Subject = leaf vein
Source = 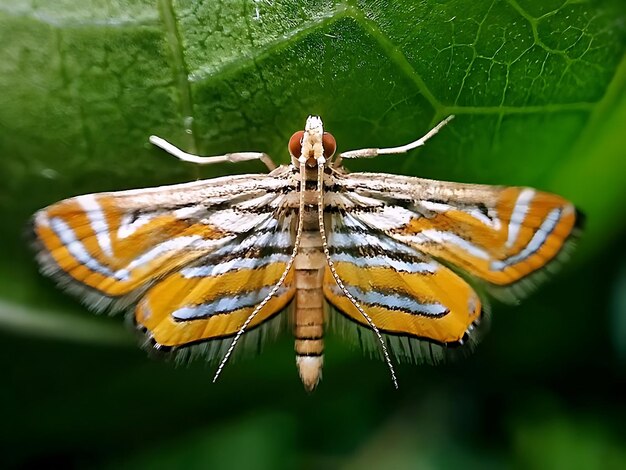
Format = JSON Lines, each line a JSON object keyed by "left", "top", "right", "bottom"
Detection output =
{"left": 158, "top": 0, "right": 198, "bottom": 153}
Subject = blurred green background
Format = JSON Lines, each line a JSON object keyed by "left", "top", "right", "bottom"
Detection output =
{"left": 1, "top": 0, "right": 626, "bottom": 468}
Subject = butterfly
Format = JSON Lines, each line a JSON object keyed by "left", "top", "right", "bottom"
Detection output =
{"left": 30, "top": 115, "right": 582, "bottom": 390}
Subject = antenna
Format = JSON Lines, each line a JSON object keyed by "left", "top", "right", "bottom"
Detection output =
{"left": 212, "top": 157, "right": 307, "bottom": 383}
{"left": 315, "top": 158, "right": 399, "bottom": 389}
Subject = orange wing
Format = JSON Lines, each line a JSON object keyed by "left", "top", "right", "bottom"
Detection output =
{"left": 31, "top": 173, "right": 294, "bottom": 311}
{"left": 333, "top": 173, "right": 582, "bottom": 300}
{"left": 323, "top": 209, "right": 483, "bottom": 363}
{"left": 135, "top": 220, "right": 296, "bottom": 349}
{"left": 31, "top": 172, "right": 300, "bottom": 354}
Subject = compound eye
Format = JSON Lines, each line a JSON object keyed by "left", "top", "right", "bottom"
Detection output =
{"left": 288, "top": 131, "right": 305, "bottom": 158}
{"left": 322, "top": 132, "right": 337, "bottom": 158}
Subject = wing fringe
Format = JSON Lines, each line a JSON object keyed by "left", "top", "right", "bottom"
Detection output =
{"left": 328, "top": 300, "right": 491, "bottom": 365}
{"left": 134, "top": 306, "right": 290, "bottom": 367}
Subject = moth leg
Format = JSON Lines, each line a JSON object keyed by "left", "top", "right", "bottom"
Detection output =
{"left": 149, "top": 136, "right": 277, "bottom": 171}
{"left": 336, "top": 115, "right": 454, "bottom": 162}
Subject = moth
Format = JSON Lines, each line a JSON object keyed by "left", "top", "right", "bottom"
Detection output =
{"left": 30, "top": 115, "right": 582, "bottom": 390}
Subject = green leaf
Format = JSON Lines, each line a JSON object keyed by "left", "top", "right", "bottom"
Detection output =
{"left": 0, "top": 0, "right": 624, "bottom": 339}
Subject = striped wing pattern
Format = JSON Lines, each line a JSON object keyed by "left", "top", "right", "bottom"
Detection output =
{"left": 31, "top": 172, "right": 296, "bottom": 348}
{"left": 30, "top": 164, "right": 581, "bottom": 370}
{"left": 323, "top": 210, "right": 482, "bottom": 346}
{"left": 332, "top": 173, "right": 581, "bottom": 296}
{"left": 136, "top": 214, "right": 296, "bottom": 347}
{"left": 321, "top": 172, "right": 580, "bottom": 358}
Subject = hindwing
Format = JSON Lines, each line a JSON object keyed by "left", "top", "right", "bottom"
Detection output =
{"left": 136, "top": 214, "right": 296, "bottom": 349}
{"left": 323, "top": 209, "right": 484, "bottom": 363}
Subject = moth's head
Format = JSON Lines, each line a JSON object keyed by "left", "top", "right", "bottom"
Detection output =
{"left": 289, "top": 115, "right": 336, "bottom": 167}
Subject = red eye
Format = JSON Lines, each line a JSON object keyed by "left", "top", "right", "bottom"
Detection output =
{"left": 288, "top": 131, "right": 304, "bottom": 158}
{"left": 323, "top": 132, "right": 337, "bottom": 158}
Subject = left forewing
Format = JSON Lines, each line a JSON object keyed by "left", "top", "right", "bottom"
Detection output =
{"left": 30, "top": 170, "right": 295, "bottom": 312}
